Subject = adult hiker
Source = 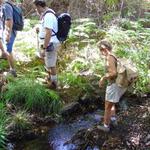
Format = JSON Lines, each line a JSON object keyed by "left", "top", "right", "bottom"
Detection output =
{"left": 33, "top": 0, "right": 61, "bottom": 89}
{"left": 0, "top": 0, "right": 7, "bottom": 59}
{"left": 2, "top": 0, "right": 20, "bottom": 77}
{"left": 97, "top": 39, "right": 127, "bottom": 132}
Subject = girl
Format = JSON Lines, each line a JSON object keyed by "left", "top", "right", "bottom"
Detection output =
{"left": 97, "top": 40, "right": 127, "bottom": 132}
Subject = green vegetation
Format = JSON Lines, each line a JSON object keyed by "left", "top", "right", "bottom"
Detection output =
{"left": 0, "top": 103, "right": 8, "bottom": 149}
{"left": 0, "top": 0, "right": 149, "bottom": 147}
{"left": 62, "top": 18, "right": 150, "bottom": 95}
{"left": 9, "top": 110, "right": 31, "bottom": 133}
{"left": 3, "top": 78, "right": 62, "bottom": 114}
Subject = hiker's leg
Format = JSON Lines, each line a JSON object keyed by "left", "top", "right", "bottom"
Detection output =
{"left": 45, "top": 44, "right": 59, "bottom": 86}
{"left": 104, "top": 101, "right": 114, "bottom": 126}
{"left": 7, "top": 52, "right": 14, "bottom": 69}
{"left": 6, "top": 32, "right": 16, "bottom": 69}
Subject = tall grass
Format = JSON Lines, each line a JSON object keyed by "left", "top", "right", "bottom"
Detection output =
{"left": 3, "top": 78, "right": 62, "bottom": 114}
{"left": 9, "top": 110, "right": 31, "bottom": 133}
{"left": 0, "top": 102, "right": 7, "bottom": 149}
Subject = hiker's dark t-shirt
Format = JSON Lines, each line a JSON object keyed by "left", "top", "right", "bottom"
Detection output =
{"left": 3, "top": 2, "right": 17, "bottom": 34}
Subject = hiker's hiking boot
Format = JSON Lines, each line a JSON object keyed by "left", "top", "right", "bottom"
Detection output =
{"left": 97, "top": 125, "right": 110, "bottom": 132}
{"left": 9, "top": 70, "right": 17, "bottom": 77}
{"left": 43, "top": 78, "right": 57, "bottom": 90}
{"left": 49, "top": 81, "right": 57, "bottom": 90}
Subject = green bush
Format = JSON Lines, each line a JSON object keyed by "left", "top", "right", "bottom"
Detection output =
{"left": 103, "top": 25, "right": 150, "bottom": 94}
{"left": 59, "top": 72, "right": 92, "bottom": 92}
{"left": 130, "top": 48, "right": 150, "bottom": 94}
{"left": 120, "top": 19, "right": 143, "bottom": 30}
{"left": 68, "top": 18, "right": 106, "bottom": 46}
{"left": 3, "top": 78, "right": 62, "bottom": 114}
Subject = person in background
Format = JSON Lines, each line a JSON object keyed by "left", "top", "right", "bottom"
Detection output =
{"left": 33, "top": 0, "right": 61, "bottom": 89}
{"left": 0, "top": 0, "right": 7, "bottom": 59}
{"left": 3, "top": 0, "right": 17, "bottom": 77}
{"left": 97, "top": 40, "right": 127, "bottom": 132}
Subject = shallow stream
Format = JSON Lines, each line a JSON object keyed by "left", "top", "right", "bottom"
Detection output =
{"left": 10, "top": 110, "right": 103, "bottom": 150}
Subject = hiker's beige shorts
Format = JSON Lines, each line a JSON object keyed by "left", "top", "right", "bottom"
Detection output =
{"left": 105, "top": 83, "right": 127, "bottom": 103}
{"left": 45, "top": 43, "right": 61, "bottom": 68}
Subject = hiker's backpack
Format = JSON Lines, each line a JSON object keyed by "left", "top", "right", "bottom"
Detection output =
{"left": 115, "top": 57, "right": 138, "bottom": 87}
{"left": 43, "top": 10, "right": 71, "bottom": 42}
{"left": 5, "top": 2, "right": 24, "bottom": 31}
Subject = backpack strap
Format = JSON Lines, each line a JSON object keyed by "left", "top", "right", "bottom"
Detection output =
{"left": 41, "top": 9, "right": 57, "bottom": 36}
{"left": 109, "top": 53, "right": 117, "bottom": 61}
{"left": 109, "top": 53, "right": 118, "bottom": 67}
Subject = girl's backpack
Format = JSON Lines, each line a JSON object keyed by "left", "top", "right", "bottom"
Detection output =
{"left": 115, "top": 57, "right": 138, "bottom": 87}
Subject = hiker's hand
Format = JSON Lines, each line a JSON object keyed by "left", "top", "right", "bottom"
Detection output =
{"left": 36, "top": 27, "right": 39, "bottom": 34}
{"left": 6, "top": 34, "right": 10, "bottom": 43}
{"left": 99, "top": 76, "right": 106, "bottom": 88}
{"left": 40, "top": 50, "right": 45, "bottom": 58}
{"left": 1, "top": 51, "right": 8, "bottom": 58}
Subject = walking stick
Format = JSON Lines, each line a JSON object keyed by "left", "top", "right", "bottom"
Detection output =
{"left": 35, "top": 32, "right": 41, "bottom": 58}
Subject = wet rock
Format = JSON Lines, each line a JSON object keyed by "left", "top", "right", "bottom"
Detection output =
{"left": 60, "top": 102, "right": 82, "bottom": 119}
{"left": 119, "top": 99, "right": 128, "bottom": 111}
{"left": 23, "top": 130, "right": 38, "bottom": 141}
{"left": 30, "top": 115, "right": 56, "bottom": 126}
{"left": 79, "top": 93, "right": 102, "bottom": 106}
{"left": 43, "top": 116, "right": 57, "bottom": 126}
{"left": 7, "top": 129, "right": 38, "bottom": 142}
{"left": 78, "top": 93, "right": 103, "bottom": 112}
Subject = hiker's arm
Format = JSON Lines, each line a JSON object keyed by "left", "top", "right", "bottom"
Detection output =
{"left": 0, "top": 39, "right": 8, "bottom": 57}
{"left": 4, "top": 3, "right": 13, "bottom": 42}
{"left": 5, "top": 19, "right": 13, "bottom": 42}
{"left": 0, "top": 39, "right": 4, "bottom": 52}
{"left": 43, "top": 27, "right": 52, "bottom": 49}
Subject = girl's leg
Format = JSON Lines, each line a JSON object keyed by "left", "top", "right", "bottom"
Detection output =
{"left": 104, "top": 101, "right": 114, "bottom": 126}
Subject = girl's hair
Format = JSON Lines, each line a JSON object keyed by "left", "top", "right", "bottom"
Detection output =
{"left": 33, "top": 0, "right": 46, "bottom": 7}
{"left": 97, "top": 39, "right": 112, "bottom": 51}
